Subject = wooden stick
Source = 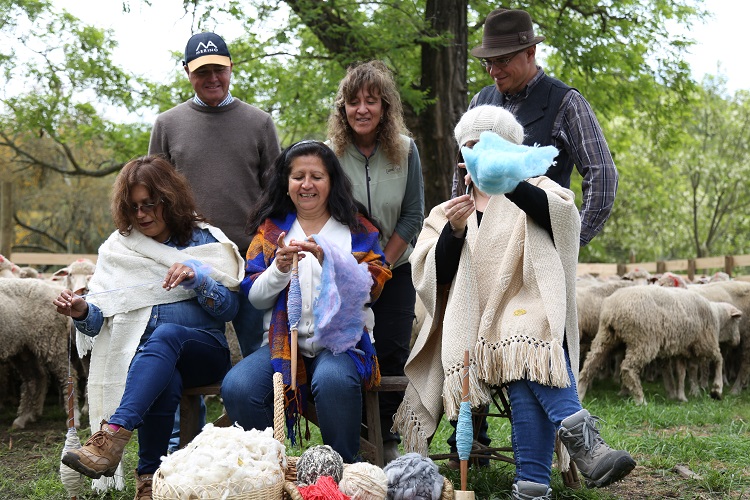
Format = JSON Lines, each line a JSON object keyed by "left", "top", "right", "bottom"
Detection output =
{"left": 460, "top": 350, "right": 471, "bottom": 493}
{"left": 67, "top": 375, "right": 75, "bottom": 429}
{"left": 290, "top": 252, "right": 299, "bottom": 391}
{"left": 453, "top": 351, "right": 477, "bottom": 498}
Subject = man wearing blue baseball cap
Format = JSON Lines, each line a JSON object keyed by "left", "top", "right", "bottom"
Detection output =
{"left": 150, "top": 32, "right": 280, "bottom": 357}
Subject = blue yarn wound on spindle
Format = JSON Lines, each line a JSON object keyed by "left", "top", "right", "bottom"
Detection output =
{"left": 287, "top": 265, "right": 302, "bottom": 329}
{"left": 456, "top": 401, "right": 473, "bottom": 461}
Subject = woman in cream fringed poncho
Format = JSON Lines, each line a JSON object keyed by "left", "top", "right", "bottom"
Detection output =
{"left": 393, "top": 106, "right": 634, "bottom": 498}
{"left": 53, "top": 156, "right": 244, "bottom": 497}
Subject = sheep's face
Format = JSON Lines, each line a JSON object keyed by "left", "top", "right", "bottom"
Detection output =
{"left": 50, "top": 259, "right": 96, "bottom": 295}
{"left": 717, "top": 303, "right": 742, "bottom": 346}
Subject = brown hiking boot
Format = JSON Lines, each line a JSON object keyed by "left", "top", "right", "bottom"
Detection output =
{"left": 61, "top": 420, "right": 132, "bottom": 479}
{"left": 135, "top": 469, "right": 154, "bottom": 500}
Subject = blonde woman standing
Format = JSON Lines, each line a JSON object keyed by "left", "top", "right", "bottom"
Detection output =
{"left": 327, "top": 60, "right": 424, "bottom": 462}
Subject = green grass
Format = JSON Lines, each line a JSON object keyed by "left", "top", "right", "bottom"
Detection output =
{"left": 1, "top": 381, "right": 749, "bottom": 499}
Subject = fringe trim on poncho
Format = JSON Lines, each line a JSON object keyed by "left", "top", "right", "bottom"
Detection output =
{"left": 475, "top": 334, "right": 570, "bottom": 388}
{"left": 442, "top": 359, "right": 492, "bottom": 421}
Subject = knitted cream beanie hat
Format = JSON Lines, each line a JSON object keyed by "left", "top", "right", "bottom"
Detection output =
{"left": 454, "top": 105, "right": 524, "bottom": 147}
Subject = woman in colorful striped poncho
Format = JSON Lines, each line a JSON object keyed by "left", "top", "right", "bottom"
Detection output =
{"left": 221, "top": 141, "right": 392, "bottom": 463}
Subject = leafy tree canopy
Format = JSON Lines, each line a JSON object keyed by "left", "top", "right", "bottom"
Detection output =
{"left": 5, "top": 0, "right": 750, "bottom": 269}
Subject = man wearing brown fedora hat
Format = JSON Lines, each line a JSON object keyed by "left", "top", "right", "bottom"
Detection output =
{"left": 452, "top": 8, "right": 618, "bottom": 249}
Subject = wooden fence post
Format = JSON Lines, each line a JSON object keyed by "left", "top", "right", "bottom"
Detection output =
{"left": 0, "top": 182, "right": 12, "bottom": 258}
{"left": 656, "top": 261, "right": 666, "bottom": 274}
{"left": 616, "top": 263, "right": 627, "bottom": 276}
{"left": 687, "top": 259, "right": 696, "bottom": 282}
{"left": 725, "top": 255, "right": 734, "bottom": 277}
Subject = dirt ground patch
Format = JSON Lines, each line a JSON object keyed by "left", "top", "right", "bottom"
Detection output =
{"left": 0, "top": 412, "right": 67, "bottom": 483}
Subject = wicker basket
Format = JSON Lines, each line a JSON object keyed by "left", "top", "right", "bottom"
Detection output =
{"left": 152, "top": 374, "right": 288, "bottom": 500}
{"left": 152, "top": 468, "right": 285, "bottom": 500}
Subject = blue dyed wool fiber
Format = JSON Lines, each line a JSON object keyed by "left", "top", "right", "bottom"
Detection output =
{"left": 456, "top": 401, "right": 473, "bottom": 461}
{"left": 309, "top": 233, "right": 372, "bottom": 354}
{"left": 462, "top": 131, "right": 558, "bottom": 195}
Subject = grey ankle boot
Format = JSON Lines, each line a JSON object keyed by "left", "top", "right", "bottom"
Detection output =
{"left": 558, "top": 409, "right": 636, "bottom": 487}
{"left": 512, "top": 481, "right": 551, "bottom": 500}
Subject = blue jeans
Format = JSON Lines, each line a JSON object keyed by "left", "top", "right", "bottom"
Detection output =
{"left": 221, "top": 344, "right": 363, "bottom": 463}
{"left": 232, "top": 292, "right": 265, "bottom": 357}
{"left": 108, "top": 324, "right": 231, "bottom": 474}
{"left": 506, "top": 351, "right": 582, "bottom": 486}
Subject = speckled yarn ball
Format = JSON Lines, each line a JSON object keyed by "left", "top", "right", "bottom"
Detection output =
{"left": 296, "top": 445, "right": 345, "bottom": 486}
{"left": 383, "top": 453, "right": 443, "bottom": 500}
{"left": 339, "top": 462, "right": 388, "bottom": 500}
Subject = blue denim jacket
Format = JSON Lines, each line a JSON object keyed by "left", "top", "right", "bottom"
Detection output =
{"left": 74, "top": 227, "right": 239, "bottom": 348}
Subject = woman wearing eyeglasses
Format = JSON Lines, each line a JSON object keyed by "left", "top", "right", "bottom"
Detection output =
{"left": 52, "top": 155, "right": 244, "bottom": 497}
{"left": 326, "top": 60, "right": 424, "bottom": 463}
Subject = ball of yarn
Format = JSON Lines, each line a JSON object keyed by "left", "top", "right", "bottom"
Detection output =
{"left": 383, "top": 453, "right": 443, "bottom": 500}
{"left": 296, "top": 445, "right": 344, "bottom": 486}
{"left": 339, "top": 462, "right": 388, "bottom": 500}
{"left": 299, "top": 475, "right": 351, "bottom": 500}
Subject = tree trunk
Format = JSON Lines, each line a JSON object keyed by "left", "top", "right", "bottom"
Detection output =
{"left": 416, "top": 0, "right": 468, "bottom": 212}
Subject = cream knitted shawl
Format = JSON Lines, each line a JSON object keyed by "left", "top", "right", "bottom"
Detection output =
{"left": 394, "top": 177, "right": 580, "bottom": 455}
{"left": 76, "top": 223, "right": 244, "bottom": 493}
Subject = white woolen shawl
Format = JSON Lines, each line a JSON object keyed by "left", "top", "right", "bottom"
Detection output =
{"left": 394, "top": 177, "right": 580, "bottom": 456}
{"left": 76, "top": 223, "right": 244, "bottom": 493}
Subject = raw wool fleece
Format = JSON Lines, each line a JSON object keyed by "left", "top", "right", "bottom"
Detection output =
{"left": 394, "top": 176, "right": 580, "bottom": 456}
{"left": 77, "top": 223, "right": 244, "bottom": 493}
{"left": 310, "top": 233, "right": 373, "bottom": 354}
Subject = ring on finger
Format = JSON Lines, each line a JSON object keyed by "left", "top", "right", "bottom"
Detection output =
{"left": 181, "top": 271, "right": 189, "bottom": 277}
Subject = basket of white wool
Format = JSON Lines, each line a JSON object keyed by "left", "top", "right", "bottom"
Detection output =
{"left": 152, "top": 423, "right": 286, "bottom": 500}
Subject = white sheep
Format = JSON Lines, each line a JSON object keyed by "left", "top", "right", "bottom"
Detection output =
{"left": 654, "top": 272, "right": 689, "bottom": 288}
{"left": 0, "top": 258, "right": 95, "bottom": 429}
{"left": 0, "top": 278, "right": 78, "bottom": 428}
{"left": 689, "top": 281, "right": 750, "bottom": 395}
{"left": 18, "top": 266, "right": 40, "bottom": 279}
{"left": 48, "top": 258, "right": 96, "bottom": 294}
{"left": 576, "top": 280, "right": 635, "bottom": 364}
{"left": 577, "top": 286, "right": 742, "bottom": 405}
{"left": 620, "top": 268, "right": 652, "bottom": 285}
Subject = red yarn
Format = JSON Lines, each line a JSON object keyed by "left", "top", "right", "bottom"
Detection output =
{"left": 298, "top": 475, "right": 351, "bottom": 500}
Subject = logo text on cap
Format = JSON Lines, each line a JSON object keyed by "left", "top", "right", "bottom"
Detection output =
{"left": 195, "top": 41, "right": 218, "bottom": 55}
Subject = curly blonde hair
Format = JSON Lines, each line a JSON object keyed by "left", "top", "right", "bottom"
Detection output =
{"left": 327, "top": 60, "right": 409, "bottom": 165}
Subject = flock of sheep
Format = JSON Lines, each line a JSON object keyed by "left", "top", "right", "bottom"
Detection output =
{"left": 1, "top": 254, "right": 748, "bottom": 434}
{"left": 575, "top": 270, "right": 749, "bottom": 404}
